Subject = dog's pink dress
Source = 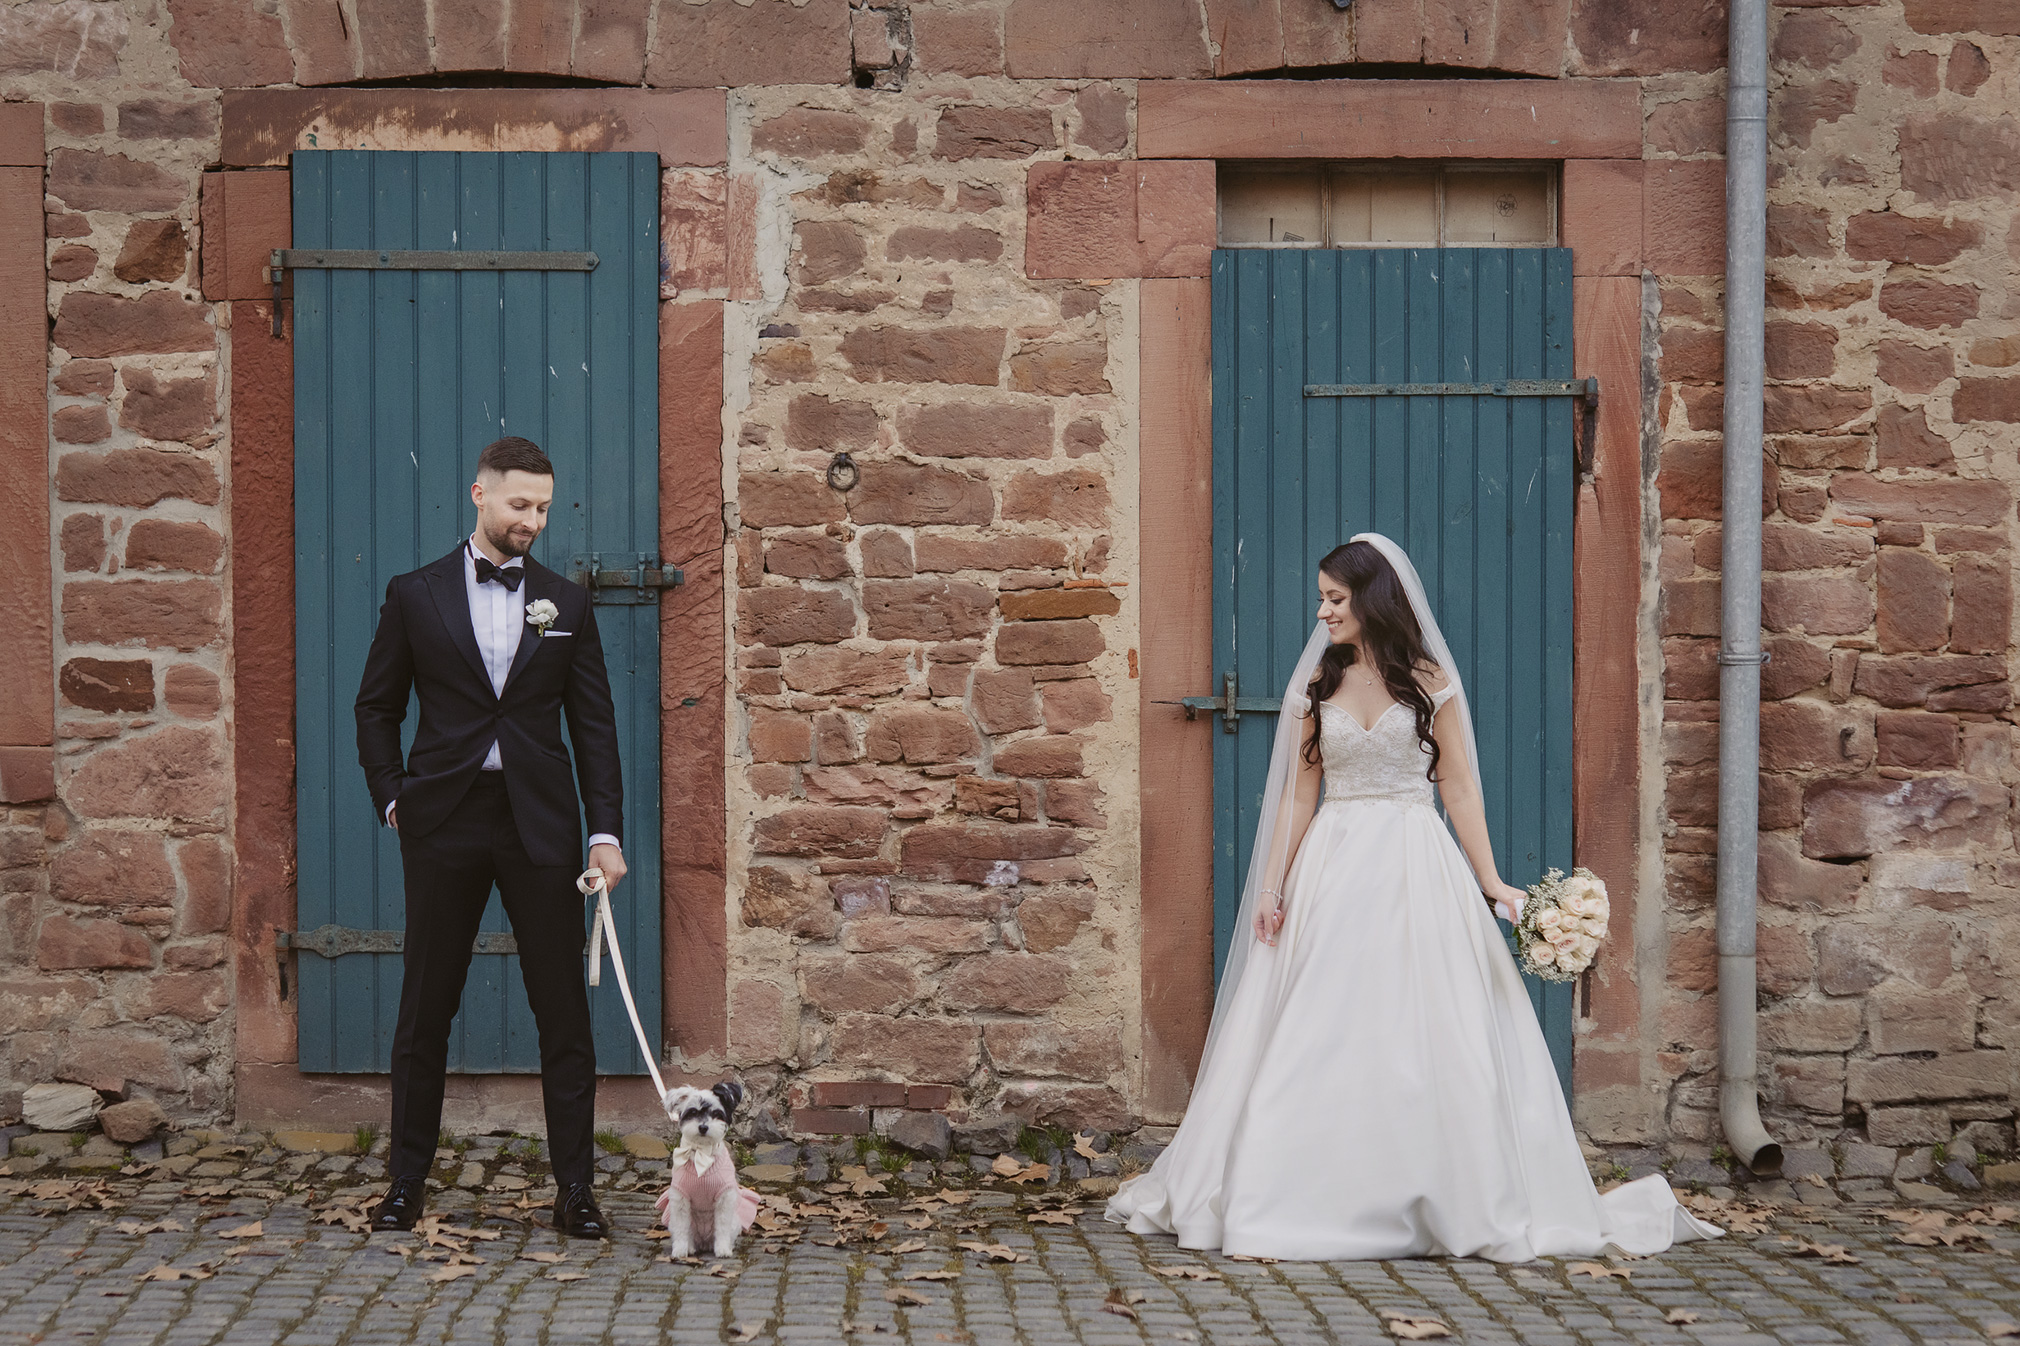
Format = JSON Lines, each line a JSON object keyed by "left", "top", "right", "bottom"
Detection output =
{"left": 656, "top": 1150, "right": 761, "bottom": 1244}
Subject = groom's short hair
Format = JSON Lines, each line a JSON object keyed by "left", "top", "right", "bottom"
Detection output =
{"left": 477, "top": 436, "right": 553, "bottom": 480}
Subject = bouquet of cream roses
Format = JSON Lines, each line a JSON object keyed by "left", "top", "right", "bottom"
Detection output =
{"left": 1513, "top": 867, "right": 1609, "bottom": 982}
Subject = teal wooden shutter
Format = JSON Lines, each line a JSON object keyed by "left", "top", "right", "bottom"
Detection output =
{"left": 291, "top": 150, "right": 662, "bottom": 1075}
{"left": 1210, "top": 247, "right": 1577, "bottom": 1096}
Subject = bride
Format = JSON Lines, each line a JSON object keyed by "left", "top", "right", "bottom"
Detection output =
{"left": 1107, "top": 534, "right": 1723, "bottom": 1262}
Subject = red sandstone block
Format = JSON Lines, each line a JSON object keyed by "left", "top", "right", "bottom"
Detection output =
{"left": 792, "top": 1106, "right": 871, "bottom": 1135}
{"left": 1880, "top": 277, "right": 1980, "bottom": 329}
{"left": 912, "top": 3, "right": 1003, "bottom": 76}
{"left": 37, "top": 914, "right": 153, "bottom": 970}
{"left": 0, "top": 746, "right": 56, "bottom": 804}
{"left": 55, "top": 292, "right": 214, "bottom": 358}
{"left": 166, "top": 0, "right": 293, "bottom": 88}
{"left": 829, "top": 1015, "right": 981, "bottom": 1083}
{"left": 432, "top": 0, "right": 507, "bottom": 75}
{"left": 1905, "top": 1, "right": 2020, "bottom": 36}
{"left": 1644, "top": 160, "right": 1726, "bottom": 277}
{"left": 906, "top": 1085, "right": 953, "bottom": 1110}
{"left": 1830, "top": 472, "right": 2009, "bottom": 526}
{"left": 1004, "top": 0, "right": 1210, "bottom": 77}
{"left": 1137, "top": 79, "right": 1640, "bottom": 160}
{"left": 0, "top": 104, "right": 39, "bottom": 168}
{"left": 221, "top": 170, "right": 289, "bottom": 302}
{"left": 810, "top": 1081, "right": 908, "bottom": 1108}
{"left": 279, "top": 0, "right": 358, "bottom": 84}
{"left": 1562, "top": 160, "right": 1643, "bottom": 277}
{"left": 1025, "top": 161, "right": 1213, "bottom": 280}
{"left": 576, "top": 2, "right": 650, "bottom": 83}
{"left": 647, "top": 0, "right": 851, "bottom": 87}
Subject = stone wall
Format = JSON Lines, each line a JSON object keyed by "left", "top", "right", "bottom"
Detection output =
{"left": 1651, "top": 0, "right": 2020, "bottom": 1154}
{"left": 1, "top": 0, "right": 231, "bottom": 1118}
{"left": 712, "top": 81, "right": 1144, "bottom": 1140}
{"left": 2, "top": 0, "right": 2019, "bottom": 1158}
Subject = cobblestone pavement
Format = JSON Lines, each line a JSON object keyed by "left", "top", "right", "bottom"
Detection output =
{"left": 7, "top": 1134, "right": 2020, "bottom": 1346}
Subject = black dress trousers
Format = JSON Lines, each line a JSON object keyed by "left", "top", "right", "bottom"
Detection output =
{"left": 387, "top": 772, "right": 597, "bottom": 1187}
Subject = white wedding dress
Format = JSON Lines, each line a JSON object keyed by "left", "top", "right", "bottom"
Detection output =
{"left": 1107, "top": 683, "right": 1724, "bottom": 1262}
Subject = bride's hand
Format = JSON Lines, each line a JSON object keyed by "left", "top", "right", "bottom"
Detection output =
{"left": 1487, "top": 882, "right": 1527, "bottom": 924}
{"left": 1253, "top": 895, "right": 1285, "bottom": 946}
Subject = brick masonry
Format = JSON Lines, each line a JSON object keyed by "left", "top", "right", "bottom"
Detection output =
{"left": 0, "top": 0, "right": 2014, "bottom": 1164}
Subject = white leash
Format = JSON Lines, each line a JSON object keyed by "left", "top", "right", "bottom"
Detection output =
{"left": 576, "top": 867, "right": 669, "bottom": 1103}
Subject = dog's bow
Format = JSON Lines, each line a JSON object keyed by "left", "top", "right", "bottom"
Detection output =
{"left": 669, "top": 1140, "right": 720, "bottom": 1177}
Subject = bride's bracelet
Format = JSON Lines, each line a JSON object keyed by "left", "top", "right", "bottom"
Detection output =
{"left": 1259, "top": 887, "right": 1284, "bottom": 902}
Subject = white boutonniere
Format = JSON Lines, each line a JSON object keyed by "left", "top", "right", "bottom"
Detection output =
{"left": 525, "top": 599, "right": 559, "bottom": 634}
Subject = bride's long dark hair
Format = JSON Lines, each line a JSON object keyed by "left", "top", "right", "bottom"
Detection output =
{"left": 1304, "top": 541, "right": 1443, "bottom": 780}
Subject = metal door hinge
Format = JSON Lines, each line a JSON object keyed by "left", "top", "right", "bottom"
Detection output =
{"left": 277, "top": 925, "right": 520, "bottom": 958}
{"left": 1303, "top": 379, "right": 1596, "bottom": 399}
{"left": 1303, "top": 377, "right": 1601, "bottom": 481}
{"left": 267, "top": 248, "right": 600, "bottom": 336}
{"left": 567, "top": 552, "right": 684, "bottom": 604}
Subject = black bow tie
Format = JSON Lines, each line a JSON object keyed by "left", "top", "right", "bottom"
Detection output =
{"left": 474, "top": 556, "right": 524, "bottom": 591}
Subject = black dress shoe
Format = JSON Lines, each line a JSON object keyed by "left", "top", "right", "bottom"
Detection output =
{"left": 371, "top": 1175, "right": 427, "bottom": 1232}
{"left": 552, "top": 1182, "right": 609, "bottom": 1239}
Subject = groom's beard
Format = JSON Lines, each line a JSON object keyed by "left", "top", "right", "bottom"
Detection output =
{"left": 481, "top": 519, "right": 537, "bottom": 559}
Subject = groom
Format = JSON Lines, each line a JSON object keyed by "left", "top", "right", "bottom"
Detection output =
{"left": 354, "top": 435, "right": 626, "bottom": 1239}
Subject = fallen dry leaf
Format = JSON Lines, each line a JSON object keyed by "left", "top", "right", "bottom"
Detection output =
{"left": 1027, "top": 1210, "right": 1076, "bottom": 1226}
{"left": 990, "top": 1154, "right": 1024, "bottom": 1177}
{"left": 1102, "top": 1287, "right": 1144, "bottom": 1319}
{"left": 215, "top": 1222, "right": 264, "bottom": 1240}
{"left": 116, "top": 1219, "right": 186, "bottom": 1236}
{"left": 1666, "top": 1309, "right": 1701, "bottom": 1324}
{"left": 1072, "top": 1133, "right": 1101, "bottom": 1160}
{"left": 135, "top": 1265, "right": 212, "bottom": 1283}
{"left": 1986, "top": 1324, "right": 2019, "bottom": 1340}
{"left": 936, "top": 1189, "right": 972, "bottom": 1205}
{"left": 1380, "top": 1310, "right": 1452, "bottom": 1340}
{"left": 885, "top": 1285, "right": 932, "bottom": 1306}
{"left": 1782, "top": 1239, "right": 1861, "bottom": 1264}
{"left": 728, "top": 1324, "right": 763, "bottom": 1343}
{"left": 1007, "top": 1163, "right": 1049, "bottom": 1185}
{"left": 903, "top": 1216, "right": 933, "bottom": 1231}
{"left": 423, "top": 1264, "right": 478, "bottom": 1283}
{"left": 887, "top": 1239, "right": 929, "bottom": 1255}
{"left": 1226, "top": 1252, "right": 1278, "bottom": 1263}
{"left": 518, "top": 1251, "right": 568, "bottom": 1264}
{"left": 957, "top": 1241, "right": 1029, "bottom": 1263}
{"left": 1151, "top": 1265, "right": 1223, "bottom": 1282}
{"left": 904, "top": 1269, "right": 960, "bottom": 1282}
{"left": 704, "top": 1263, "right": 740, "bottom": 1279}
{"left": 550, "top": 1271, "right": 587, "bottom": 1282}
{"left": 1567, "top": 1261, "right": 1632, "bottom": 1280}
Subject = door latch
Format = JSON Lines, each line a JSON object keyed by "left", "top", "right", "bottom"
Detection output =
{"left": 1171, "top": 671, "right": 1284, "bottom": 733}
{"left": 567, "top": 552, "right": 684, "bottom": 604}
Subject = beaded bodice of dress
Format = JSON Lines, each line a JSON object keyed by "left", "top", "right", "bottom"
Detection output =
{"left": 1315, "top": 683, "right": 1458, "bottom": 806}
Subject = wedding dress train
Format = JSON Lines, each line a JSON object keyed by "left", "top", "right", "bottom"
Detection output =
{"left": 1107, "top": 685, "right": 1723, "bottom": 1262}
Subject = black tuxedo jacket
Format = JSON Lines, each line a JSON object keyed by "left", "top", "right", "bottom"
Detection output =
{"left": 354, "top": 546, "right": 624, "bottom": 867}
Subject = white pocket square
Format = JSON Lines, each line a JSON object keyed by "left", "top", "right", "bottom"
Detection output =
{"left": 541, "top": 629, "right": 574, "bottom": 637}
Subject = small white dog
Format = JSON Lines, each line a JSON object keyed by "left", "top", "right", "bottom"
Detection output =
{"left": 654, "top": 1081, "right": 755, "bottom": 1257}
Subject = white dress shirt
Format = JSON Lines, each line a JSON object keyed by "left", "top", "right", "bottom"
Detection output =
{"left": 386, "top": 534, "right": 619, "bottom": 855}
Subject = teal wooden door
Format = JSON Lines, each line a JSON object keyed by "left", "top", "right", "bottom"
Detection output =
{"left": 1210, "top": 247, "right": 1577, "bottom": 1096}
{"left": 292, "top": 150, "right": 662, "bottom": 1075}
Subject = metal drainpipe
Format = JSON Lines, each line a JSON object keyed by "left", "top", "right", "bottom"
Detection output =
{"left": 1717, "top": 0, "right": 1784, "bottom": 1177}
